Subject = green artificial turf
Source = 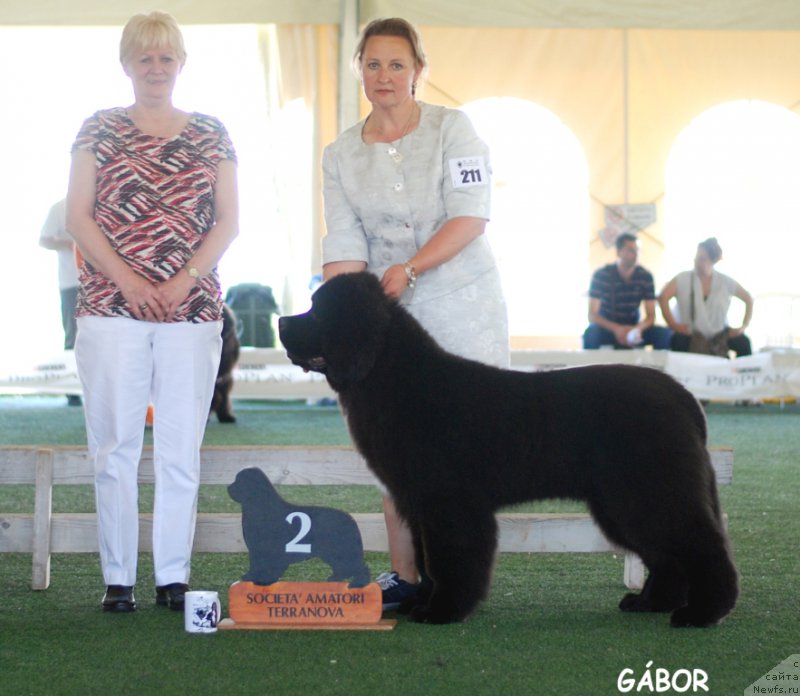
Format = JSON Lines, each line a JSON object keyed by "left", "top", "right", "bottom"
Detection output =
{"left": 1, "top": 396, "right": 798, "bottom": 695}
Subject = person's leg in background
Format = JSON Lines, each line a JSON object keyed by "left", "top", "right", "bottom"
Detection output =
{"left": 727, "top": 332, "right": 752, "bottom": 357}
{"left": 583, "top": 323, "right": 617, "bottom": 349}
{"left": 62, "top": 285, "right": 82, "bottom": 406}
{"left": 642, "top": 325, "right": 673, "bottom": 350}
{"left": 669, "top": 333, "right": 691, "bottom": 351}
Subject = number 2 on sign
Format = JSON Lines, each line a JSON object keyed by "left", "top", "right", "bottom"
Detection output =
{"left": 285, "top": 511, "right": 312, "bottom": 553}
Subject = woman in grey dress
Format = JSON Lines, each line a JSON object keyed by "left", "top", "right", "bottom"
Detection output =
{"left": 321, "top": 17, "right": 509, "bottom": 608}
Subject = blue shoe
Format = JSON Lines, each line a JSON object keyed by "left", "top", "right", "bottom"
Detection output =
{"left": 376, "top": 571, "right": 419, "bottom": 611}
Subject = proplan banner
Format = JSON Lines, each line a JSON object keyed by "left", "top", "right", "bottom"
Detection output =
{"left": 2, "top": 349, "right": 799, "bottom": 402}
{"left": 664, "top": 351, "right": 800, "bottom": 401}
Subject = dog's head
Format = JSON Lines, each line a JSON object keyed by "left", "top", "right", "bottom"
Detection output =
{"left": 278, "top": 272, "right": 393, "bottom": 388}
{"left": 228, "top": 467, "right": 274, "bottom": 504}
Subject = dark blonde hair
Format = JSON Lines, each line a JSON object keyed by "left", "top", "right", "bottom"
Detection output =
{"left": 698, "top": 237, "right": 723, "bottom": 264}
{"left": 352, "top": 17, "right": 427, "bottom": 91}
{"left": 119, "top": 11, "right": 187, "bottom": 67}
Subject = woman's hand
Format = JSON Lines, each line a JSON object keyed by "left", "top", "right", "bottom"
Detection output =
{"left": 157, "top": 270, "right": 196, "bottom": 321}
{"left": 673, "top": 323, "right": 691, "bottom": 335}
{"left": 119, "top": 273, "right": 168, "bottom": 322}
{"left": 381, "top": 264, "right": 412, "bottom": 299}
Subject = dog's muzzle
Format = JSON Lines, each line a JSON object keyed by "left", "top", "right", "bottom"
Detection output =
{"left": 287, "top": 353, "right": 327, "bottom": 373}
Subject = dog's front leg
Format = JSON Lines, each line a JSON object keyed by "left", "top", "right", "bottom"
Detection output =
{"left": 409, "top": 508, "right": 497, "bottom": 624}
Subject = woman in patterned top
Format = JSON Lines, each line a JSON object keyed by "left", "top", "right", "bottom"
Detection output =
{"left": 322, "top": 18, "right": 509, "bottom": 610}
{"left": 66, "top": 11, "right": 239, "bottom": 614}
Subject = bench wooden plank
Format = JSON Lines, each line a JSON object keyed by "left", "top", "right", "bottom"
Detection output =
{"left": 0, "top": 445, "right": 732, "bottom": 486}
{"left": 1, "top": 512, "right": 620, "bottom": 555}
{"left": 0, "top": 445, "right": 733, "bottom": 592}
{"left": 0, "top": 446, "right": 377, "bottom": 486}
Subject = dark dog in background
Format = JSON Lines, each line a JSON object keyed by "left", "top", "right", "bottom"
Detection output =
{"left": 278, "top": 272, "right": 739, "bottom": 626}
{"left": 210, "top": 303, "right": 240, "bottom": 423}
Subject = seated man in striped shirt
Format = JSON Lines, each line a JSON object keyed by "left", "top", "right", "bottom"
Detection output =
{"left": 583, "top": 233, "right": 672, "bottom": 350}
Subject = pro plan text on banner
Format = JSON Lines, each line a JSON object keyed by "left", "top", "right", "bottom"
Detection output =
{"left": 664, "top": 352, "right": 800, "bottom": 401}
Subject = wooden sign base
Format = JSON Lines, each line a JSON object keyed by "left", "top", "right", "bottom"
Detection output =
{"left": 218, "top": 580, "right": 396, "bottom": 631}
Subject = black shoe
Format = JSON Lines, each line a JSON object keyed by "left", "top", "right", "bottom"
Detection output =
{"left": 102, "top": 585, "right": 136, "bottom": 612}
{"left": 156, "top": 583, "right": 190, "bottom": 611}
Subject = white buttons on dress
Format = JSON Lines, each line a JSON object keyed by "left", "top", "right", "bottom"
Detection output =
{"left": 393, "top": 183, "right": 403, "bottom": 191}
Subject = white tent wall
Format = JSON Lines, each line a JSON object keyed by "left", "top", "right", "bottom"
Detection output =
{"left": 343, "top": 23, "right": 800, "bottom": 325}
{"left": 4, "top": 1, "right": 800, "bottom": 345}
{"left": 413, "top": 26, "right": 800, "bottom": 275}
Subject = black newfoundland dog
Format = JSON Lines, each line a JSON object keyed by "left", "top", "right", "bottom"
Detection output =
{"left": 278, "top": 272, "right": 738, "bottom": 626}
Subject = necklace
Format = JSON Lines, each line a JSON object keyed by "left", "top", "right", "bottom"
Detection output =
{"left": 396, "top": 100, "right": 419, "bottom": 141}
{"left": 363, "top": 101, "right": 419, "bottom": 144}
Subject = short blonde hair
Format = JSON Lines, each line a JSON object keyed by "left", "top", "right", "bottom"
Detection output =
{"left": 119, "top": 11, "right": 187, "bottom": 67}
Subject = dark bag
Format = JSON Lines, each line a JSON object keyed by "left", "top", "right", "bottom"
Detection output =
{"left": 689, "top": 329, "right": 729, "bottom": 357}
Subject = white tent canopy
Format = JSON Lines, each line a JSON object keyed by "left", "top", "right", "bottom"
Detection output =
{"left": 4, "top": 0, "right": 800, "bottom": 30}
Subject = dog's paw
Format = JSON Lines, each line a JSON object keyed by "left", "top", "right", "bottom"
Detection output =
{"left": 669, "top": 606, "right": 719, "bottom": 628}
{"left": 619, "top": 592, "right": 651, "bottom": 612}
{"left": 408, "top": 603, "right": 463, "bottom": 625}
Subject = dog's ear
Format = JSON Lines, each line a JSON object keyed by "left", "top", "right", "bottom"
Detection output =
{"left": 315, "top": 273, "right": 393, "bottom": 387}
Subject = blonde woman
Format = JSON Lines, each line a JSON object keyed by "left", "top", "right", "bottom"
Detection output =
{"left": 67, "top": 11, "right": 238, "bottom": 612}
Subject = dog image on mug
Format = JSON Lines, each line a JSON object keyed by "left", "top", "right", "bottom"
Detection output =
{"left": 184, "top": 591, "right": 221, "bottom": 634}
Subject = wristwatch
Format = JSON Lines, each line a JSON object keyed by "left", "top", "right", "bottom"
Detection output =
{"left": 186, "top": 266, "right": 200, "bottom": 280}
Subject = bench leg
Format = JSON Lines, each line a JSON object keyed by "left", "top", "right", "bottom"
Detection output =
{"left": 32, "top": 448, "right": 54, "bottom": 590}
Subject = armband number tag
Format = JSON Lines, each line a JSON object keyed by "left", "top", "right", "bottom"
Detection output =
{"left": 449, "top": 156, "right": 488, "bottom": 188}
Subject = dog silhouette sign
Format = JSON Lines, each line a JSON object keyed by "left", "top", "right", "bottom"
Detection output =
{"left": 221, "top": 467, "right": 391, "bottom": 630}
{"left": 227, "top": 467, "right": 371, "bottom": 587}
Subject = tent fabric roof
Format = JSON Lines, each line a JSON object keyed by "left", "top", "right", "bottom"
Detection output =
{"left": 3, "top": 0, "right": 800, "bottom": 30}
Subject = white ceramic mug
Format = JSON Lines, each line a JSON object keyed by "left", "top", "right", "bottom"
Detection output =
{"left": 184, "top": 590, "right": 221, "bottom": 634}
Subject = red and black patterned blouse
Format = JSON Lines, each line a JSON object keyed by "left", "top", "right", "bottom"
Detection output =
{"left": 71, "top": 107, "right": 237, "bottom": 323}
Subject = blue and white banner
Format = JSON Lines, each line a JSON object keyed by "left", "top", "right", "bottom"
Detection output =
{"left": 2, "top": 348, "right": 798, "bottom": 402}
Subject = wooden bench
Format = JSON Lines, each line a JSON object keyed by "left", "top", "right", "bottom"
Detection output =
{"left": 0, "top": 445, "right": 733, "bottom": 591}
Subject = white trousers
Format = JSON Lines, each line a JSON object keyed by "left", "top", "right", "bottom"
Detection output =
{"left": 76, "top": 316, "right": 222, "bottom": 587}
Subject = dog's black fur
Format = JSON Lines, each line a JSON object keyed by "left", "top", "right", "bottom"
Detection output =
{"left": 228, "top": 467, "right": 371, "bottom": 588}
{"left": 278, "top": 272, "right": 738, "bottom": 626}
{"left": 210, "top": 303, "right": 240, "bottom": 423}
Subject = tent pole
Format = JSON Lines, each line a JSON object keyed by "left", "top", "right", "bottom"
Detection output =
{"left": 622, "top": 28, "right": 629, "bottom": 204}
{"left": 338, "top": 0, "right": 360, "bottom": 134}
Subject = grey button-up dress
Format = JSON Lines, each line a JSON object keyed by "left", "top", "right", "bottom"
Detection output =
{"left": 322, "top": 102, "right": 509, "bottom": 368}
